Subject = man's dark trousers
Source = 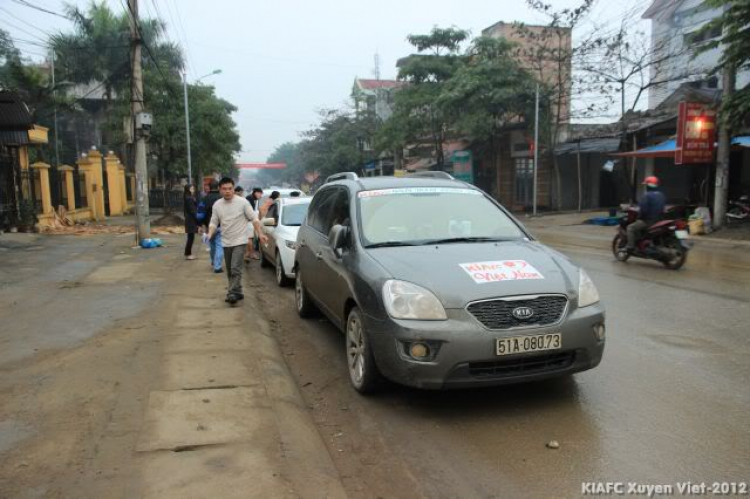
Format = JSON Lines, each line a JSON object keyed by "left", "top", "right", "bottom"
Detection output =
{"left": 223, "top": 244, "right": 245, "bottom": 298}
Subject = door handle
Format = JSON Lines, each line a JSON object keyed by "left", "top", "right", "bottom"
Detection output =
{"left": 316, "top": 252, "right": 323, "bottom": 260}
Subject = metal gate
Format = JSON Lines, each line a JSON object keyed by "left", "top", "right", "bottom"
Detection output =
{"left": 0, "top": 146, "right": 21, "bottom": 227}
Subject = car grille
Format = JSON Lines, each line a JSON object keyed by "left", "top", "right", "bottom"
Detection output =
{"left": 468, "top": 352, "right": 575, "bottom": 379}
{"left": 467, "top": 295, "right": 568, "bottom": 330}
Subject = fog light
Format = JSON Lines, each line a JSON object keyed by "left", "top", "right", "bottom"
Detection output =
{"left": 410, "top": 342, "right": 430, "bottom": 359}
{"left": 593, "top": 323, "right": 606, "bottom": 341}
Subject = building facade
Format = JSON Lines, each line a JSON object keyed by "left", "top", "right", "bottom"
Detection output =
{"left": 643, "top": 0, "right": 750, "bottom": 109}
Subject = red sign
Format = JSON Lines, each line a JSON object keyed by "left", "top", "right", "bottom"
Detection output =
{"left": 235, "top": 163, "right": 287, "bottom": 169}
{"left": 676, "top": 102, "right": 716, "bottom": 164}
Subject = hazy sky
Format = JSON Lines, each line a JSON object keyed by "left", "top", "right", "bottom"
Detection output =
{"left": 2, "top": 0, "right": 651, "bottom": 163}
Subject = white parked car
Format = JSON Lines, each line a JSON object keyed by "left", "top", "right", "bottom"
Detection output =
{"left": 260, "top": 197, "right": 312, "bottom": 286}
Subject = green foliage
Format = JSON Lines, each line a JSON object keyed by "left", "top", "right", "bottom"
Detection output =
{"left": 696, "top": 0, "right": 750, "bottom": 127}
{"left": 386, "top": 27, "right": 469, "bottom": 167}
{"left": 438, "top": 37, "right": 535, "bottom": 143}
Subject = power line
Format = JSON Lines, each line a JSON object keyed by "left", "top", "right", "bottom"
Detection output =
{"left": 8, "top": 0, "right": 71, "bottom": 20}
{"left": 0, "top": 6, "right": 50, "bottom": 38}
{"left": 168, "top": 0, "right": 198, "bottom": 79}
{"left": 119, "top": 0, "right": 180, "bottom": 100}
{"left": 0, "top": 18, "right": 48, "bottom": 45}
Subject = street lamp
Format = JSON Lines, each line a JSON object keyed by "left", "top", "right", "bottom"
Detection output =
{"left": 183, "top": 69, "right": 222, "bottom": 185}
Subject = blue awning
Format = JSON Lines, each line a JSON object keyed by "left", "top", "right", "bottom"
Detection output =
{"left": 614, "top": 139, "right": 676, "bottom": 158}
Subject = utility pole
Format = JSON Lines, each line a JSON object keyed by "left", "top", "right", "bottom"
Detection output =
{"left": 533, "top": 83, "right": 539, "bottom": 216}
{"left": 183, "top": 71, "right": 192, "bottom": 185}
{"left": 713, "top": 64, "right": 736, "bottom": 230}
{"left": 50, "top": 46, "right": 60, "bottom": 169}
{"left": 129, "top": 0, "right": 150, "bottom": 240}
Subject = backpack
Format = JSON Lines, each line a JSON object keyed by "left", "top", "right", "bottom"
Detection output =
{"left": 196, "top": 199, "right": 207, "bottom": 222}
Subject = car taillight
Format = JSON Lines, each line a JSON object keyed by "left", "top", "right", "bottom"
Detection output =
{"left": 675, "top": 220, "right": 687, "bottom": 230}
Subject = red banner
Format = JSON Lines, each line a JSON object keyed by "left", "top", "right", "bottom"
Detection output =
{"left": 235, "top": 163, "right": 287, "bottom": 169}
{"left": 676, "top": 102, "right": 716, "bottom": 164}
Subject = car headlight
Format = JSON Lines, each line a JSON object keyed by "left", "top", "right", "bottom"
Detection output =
{"left": 382, "top": 280, "right": 447, "bottom": 320}
{"left": 285, "top": 240, "right": 298, "bottom": 250}
{"left": 578, "top": 269, "right": 600, "bottom": 307}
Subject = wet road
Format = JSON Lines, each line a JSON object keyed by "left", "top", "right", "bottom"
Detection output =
{"left": 248, "top": 232, "right": 750, "bottom": 498}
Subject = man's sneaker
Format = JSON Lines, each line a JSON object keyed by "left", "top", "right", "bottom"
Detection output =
{"left": 225, "top": 294, "right": 238, "bottom": 305}
{"left": 214, "top": 268, "right": 223, "bottom": 273}
{"left": 235, "top": 293, "right": 244, "bottom": 301}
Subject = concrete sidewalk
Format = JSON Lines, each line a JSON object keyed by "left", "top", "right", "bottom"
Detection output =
{"left": 135, "top": 247, "right": 347, "bottom": 498}
{"left": 0, "top": 232, "right": 346, "bottom": 499}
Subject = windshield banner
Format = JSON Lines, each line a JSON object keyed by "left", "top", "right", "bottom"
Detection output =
{"left": 358, "top": 187, "right": 480, "bottom": 198}
{"left": 460, "top": 260, "right": 545, "bottom": 284}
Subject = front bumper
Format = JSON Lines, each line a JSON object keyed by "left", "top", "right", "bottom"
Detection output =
{"left": 365, "top": 303, "right": 605, "bottom": 390}
{"left": 278, "top": 243, "right": 297, "bottom": 278}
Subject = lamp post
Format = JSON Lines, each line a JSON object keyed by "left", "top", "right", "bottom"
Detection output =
{"left": 183, "top": 69, "right": 222, "bottom": 185}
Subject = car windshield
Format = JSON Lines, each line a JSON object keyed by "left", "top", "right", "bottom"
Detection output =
{"left": 281, "top": 202, "right": 310, "bottom": 226}
{"left": 357, "top": 187, "right": 525, "bottom": 247}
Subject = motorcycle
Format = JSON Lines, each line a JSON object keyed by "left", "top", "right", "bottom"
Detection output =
{"left": 612, "top": 208, "right": 690, "bottom": 270}
{"left": 726, "top": 195, "right": 750, "bottom": 224}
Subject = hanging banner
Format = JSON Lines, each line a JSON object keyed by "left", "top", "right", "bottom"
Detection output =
{"left": 675, "top": 102, "right": 716, "bottom": 165}
{"left": 235, "top": 163, "right": 287, "bottom": 169}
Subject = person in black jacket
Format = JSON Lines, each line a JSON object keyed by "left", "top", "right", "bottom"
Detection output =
{"left": 183, "top": 184, "right": 200, "bottom": 260}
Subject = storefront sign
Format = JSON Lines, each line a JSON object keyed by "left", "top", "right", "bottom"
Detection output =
{"left": 452, "top": 150, "right": 473, "bottom": 184}
{"left": 676, "top": 102, "right": 716, "bottom": 164}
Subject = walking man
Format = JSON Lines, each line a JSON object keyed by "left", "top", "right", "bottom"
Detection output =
{"left": 204, "top": 177, "right": 268, "bottom": 304}
{"left": 202, "top": 180, "right": 224, "bottom": 273}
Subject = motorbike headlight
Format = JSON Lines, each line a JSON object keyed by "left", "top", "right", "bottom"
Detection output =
{"left": 578, "top": 269, "right": 600, "bottom": 308}
{"left": 382, "top": 280, "right": 447, "bottom": 321}
{"left": 285, "top": 240, "right": 298, "bottom": 250}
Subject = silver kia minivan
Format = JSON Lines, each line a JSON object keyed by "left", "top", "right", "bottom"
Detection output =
{"left": 294, "top": 172, "right": 605, "bottom": 393}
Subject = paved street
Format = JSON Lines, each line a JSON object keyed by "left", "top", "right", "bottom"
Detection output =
{"left": 1, "top": 224, "right": 748, "bottom": 498}
{"left": 249, "top": 225, "right": 750, "bottom": 498}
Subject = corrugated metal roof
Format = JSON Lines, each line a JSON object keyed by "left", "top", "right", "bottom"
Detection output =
{"left": 555, "top": 138, "right": 621, "bottom": 156}
{"left": 0, "top": 130, "right": 30, "bottom": 146}
{"left": 0, "top": 92, "right": 33, "bottom": 130}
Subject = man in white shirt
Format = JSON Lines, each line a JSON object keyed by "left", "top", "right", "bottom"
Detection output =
{"left": 205, "top": 177, "right": 268, "bottom": 304}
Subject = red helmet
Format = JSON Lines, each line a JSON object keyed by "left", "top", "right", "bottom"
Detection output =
{"left": 642, "top": 176, "right": 660, "bottom": 188}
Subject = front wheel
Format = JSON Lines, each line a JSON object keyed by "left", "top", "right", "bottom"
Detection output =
{"left": 612, "top": 233, "right": 630, "bottom": 262}
{"left": 346, "top": 307, "right": 383, "bottom": 394}
{"left": 275, "top": 251, "right": 292, "bottom": 287}
{"left": 662, "top": 237, "right": 687, "bottom": 270}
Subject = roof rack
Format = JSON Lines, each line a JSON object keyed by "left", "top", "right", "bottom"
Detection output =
{"left": 325, "top": 172, "right": 359, "bottom": 183}
{"left": 407, "top": 171, "right": 455, "bottom": 180}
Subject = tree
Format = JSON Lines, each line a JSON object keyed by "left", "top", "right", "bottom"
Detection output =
{"left": 389, "top": 27, "right": 469, "bottom": 169}
{"left": 437, "top": 36, "right": 536, "bottom": 174}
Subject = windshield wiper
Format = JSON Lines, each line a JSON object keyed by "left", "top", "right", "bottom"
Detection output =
{"left": 365, "top": 241, "right": 417, "bottom": 248}
{"left": 421, "top": 237, "right": 509, "bottom": 245}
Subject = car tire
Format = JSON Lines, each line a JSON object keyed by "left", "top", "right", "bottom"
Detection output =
{"left": 260, "top": 246, "right": 271, "bottom": 268}
{"left": 346, "top": 307, "right": 383, "bottom": 395}
{"left": 276, "top": 250, "right": 292, "bottom": 287}
{"left": 295, "top": 268, "right": 316, "bottom": 318}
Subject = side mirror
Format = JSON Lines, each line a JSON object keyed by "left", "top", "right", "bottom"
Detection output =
{"left": 329, "top": 224, "right": 349, "bottom": 257}
{"left": 262, "top": 217, "right": 276, "bottom": 227}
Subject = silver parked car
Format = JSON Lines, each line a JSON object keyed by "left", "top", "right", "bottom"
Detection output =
{"left": 259, "top": 197, "right": 312, "bottom": 286}
{"left": 294, "top": 172, "right": 606, "bottom": 393}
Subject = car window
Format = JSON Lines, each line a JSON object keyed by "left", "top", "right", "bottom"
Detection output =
{"left": 357, "top": 187, "right": 525, "bottom": 246}
{"left": 307, "top": 188, "right": 337, "bottom": 234}
{"left": 323, "top": 189, "right": 350, "bottom": 235}
{"left": 281, "top": 202, "right": 310, "bottom": 226}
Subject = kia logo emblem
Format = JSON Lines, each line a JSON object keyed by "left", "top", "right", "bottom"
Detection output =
{"left": 512, "top": 306, "right": 535, "bottom": 320}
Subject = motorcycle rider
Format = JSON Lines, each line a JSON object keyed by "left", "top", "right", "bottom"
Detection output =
{"left": 627, "top": 176, "right": 666, "bottom": 254}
